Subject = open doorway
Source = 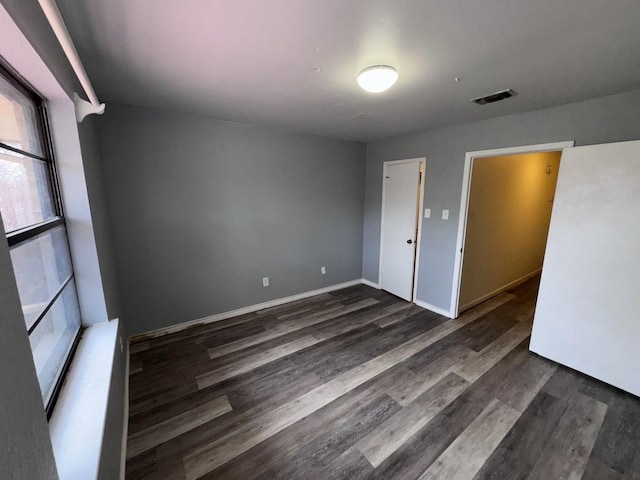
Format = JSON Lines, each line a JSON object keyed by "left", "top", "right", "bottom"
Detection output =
{"left": 450, "top": 142, "right": 574, "bottom": 317}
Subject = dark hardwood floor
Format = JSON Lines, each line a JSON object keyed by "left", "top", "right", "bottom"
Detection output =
{"left": 126, "top": 279, "right": 640, "bottom": 479}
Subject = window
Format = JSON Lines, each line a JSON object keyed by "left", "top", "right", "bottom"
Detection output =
{"left": 0, "top": 60, "right": 82, "bottom": 418}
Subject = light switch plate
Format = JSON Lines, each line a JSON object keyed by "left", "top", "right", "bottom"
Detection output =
{"left": 424, "top": 208, "right": 431, "bottom": 218}
{"left": 262, "top": 277, "right": 269, "bottom": 287}
{"left": 442, "top": 209, "right": 449, "bottom": 220}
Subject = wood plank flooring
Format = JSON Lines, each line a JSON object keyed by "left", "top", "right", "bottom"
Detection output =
{"left": 126, "top": 278, "right": 640, "bottom": 479}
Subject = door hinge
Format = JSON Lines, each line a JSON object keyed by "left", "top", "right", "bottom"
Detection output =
{"left": 419, "top": 171, "right": 422, "bottom": 182}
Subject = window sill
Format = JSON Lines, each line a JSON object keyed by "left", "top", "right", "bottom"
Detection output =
{"left": 49, "top": 319, "right": 120, "bottom": 480}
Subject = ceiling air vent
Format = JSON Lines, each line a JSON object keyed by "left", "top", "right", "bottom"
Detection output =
{"left": 470, "top": 89, "right": 518, "bottom": 105}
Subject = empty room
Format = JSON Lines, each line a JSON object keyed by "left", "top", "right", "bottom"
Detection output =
{"left": 1, "top": 1, "right": 640, "bottom": 479}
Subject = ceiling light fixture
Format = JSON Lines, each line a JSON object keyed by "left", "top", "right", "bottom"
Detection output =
{"left": 357, "top": 65, "right": 398, "bottom": 93}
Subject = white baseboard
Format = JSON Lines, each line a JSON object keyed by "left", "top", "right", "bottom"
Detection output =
{"left": 458, "top": 268, "right": 542, "bottom": 313}
{"left": 414, "top": 299, "right": 454, "bottom": 318}
{"left": 131, "top": 279, "right": 364, "bottom": 342}
{"left": 362, "top": 278, "right": 381, "bottom": 289}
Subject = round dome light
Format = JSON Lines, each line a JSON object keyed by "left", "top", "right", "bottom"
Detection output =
{"left": 357, "top": 65, "right": 398, "bottom": 93}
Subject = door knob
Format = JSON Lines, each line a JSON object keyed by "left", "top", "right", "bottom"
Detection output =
{"left": 406, "top": 239, "right": 413, "bottom": 244}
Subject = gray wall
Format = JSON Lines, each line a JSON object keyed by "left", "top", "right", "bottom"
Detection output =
{"left": 364, "top": 89, "right": 640, "bottom": 311}
{"left": 0, "top": 219, "right": 59, "bottom": 480}
{"left": 77, "top": 115, "right": 122, "bottom": 322}
{"left": 96, "top": 103, "right": 366, "bottom": 336}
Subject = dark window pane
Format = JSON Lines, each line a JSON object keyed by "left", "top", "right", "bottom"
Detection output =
{"left": 0, "top": 147, "right": 56, "bottom": 232}
{"left": 0, "top": 72, "right": 45, "bottom": 157}
{"left": 29, "top": 280, "right": 81, "bottom": 405}
{"left": 9, "top": 225, "right": 73, "bottom": 330}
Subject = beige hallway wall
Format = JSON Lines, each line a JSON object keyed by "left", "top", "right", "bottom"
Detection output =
{"left": 459, "top": 151, "right": 561, "bottom": 310}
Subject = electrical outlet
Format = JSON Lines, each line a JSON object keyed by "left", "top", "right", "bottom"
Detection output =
{"left": 262, "top": 277, "right": 269, "bottom": 287}
{"left": 442, "top": 209, "right": 449, "bottom": 220}
{"left": 424, "top": 208, "right": 431, "bottom": 218}
{"left": 321, "top": 266, "right": 326, "bottom": 275}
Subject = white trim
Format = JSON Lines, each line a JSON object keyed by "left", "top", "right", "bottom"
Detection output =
{"left": 379, "top": 157, "right": 426, "bottom": 167}
{"left": 119, "top": 342, "right": 130, "bottom": 480}
{"left": 449, "top": 141, "right": 575, "bottom": 318}
{"left": 362, "top": 279, "right": 381, "bottom": 289}
{"left": 378, "top": 157, "right": 426, "bottom": 302}
{"left": 50, "top": 319, "right": 119, "bottom": 480}
{"left": 462, "top": 142, "right": 576, "bottom": 159}
{"left": 414, "top": 299, "right": 454, "bottom": 318}
{"left": 458, "top": 268, "right": 542, "bottom": 313}
{"left": 412, "top": 161, "right": 426, "bottom": 302}
{"left": 49, "top": 102, "right": 110, "bottom": 325}
{"left": 131, "top": 279, "right": 363, "bottom": 341}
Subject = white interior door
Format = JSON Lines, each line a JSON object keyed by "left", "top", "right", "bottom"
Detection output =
{"left": 530, "top": 140, "right": 640, "bottom": 396}
{"left": 380, "top": 161, "right": 421, "bottom": 301}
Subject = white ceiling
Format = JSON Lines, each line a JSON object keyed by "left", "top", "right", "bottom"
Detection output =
{"left": 57, "top": 0, "right": 640, "bottom": 142}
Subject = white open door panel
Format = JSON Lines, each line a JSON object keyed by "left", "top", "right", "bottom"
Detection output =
{"left": 530, "top": 140, "right": 640, "bottom": 396}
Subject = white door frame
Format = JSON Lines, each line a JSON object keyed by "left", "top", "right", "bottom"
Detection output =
{"left": 449, "top": 141, "right": 575, "bottom": 317}
{"left": 378, "top": 157, "right": 426, "bottom": 302}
